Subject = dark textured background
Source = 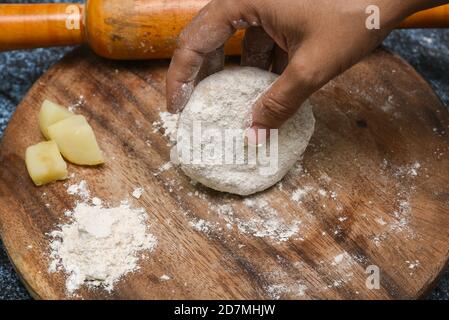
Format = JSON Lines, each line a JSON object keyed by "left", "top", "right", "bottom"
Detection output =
{"left": 1, "top": 0, "right": 449, "bottom": 300}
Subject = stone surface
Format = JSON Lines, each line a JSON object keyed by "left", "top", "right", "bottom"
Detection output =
{"left": 0, "top": 0, "right": 448, "bottom": 300}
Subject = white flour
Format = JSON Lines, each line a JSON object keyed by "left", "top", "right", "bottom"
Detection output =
{"left": 68, "top": 95, "right": 85, "bottom": 113}
{"left": 160, "top": 274, "right": 171, "bottom": 281}
{"left": 206, "top": 196, "right": 302, "bottom": 242}
{"left": 238, "top": 198, "right": 301, "bottom": 242}
{"left": 291, "top": 186, "right": 314, "bottom": 202}
{"left": 66, "top": 180, "right": 90, "bottom": 200}
{"left": 266, "top": 282, "right": 308, "bottom": 300}
{"left": 394, "top": 161, "right": 421, "bottom": 178}
{"left": 153, "top": 111, "right": 179, "bottom": 143}
{"left": 189, "top": 218, "right": 219, "bottom": 234}
{"left": 49, "top": 183, "right": 157, "bottom": 294}
{"left": 154, "top": 161, "right": 173, "bottom": 176}
{"left": 132, "top": 187, "right": 144, "bottom": 199}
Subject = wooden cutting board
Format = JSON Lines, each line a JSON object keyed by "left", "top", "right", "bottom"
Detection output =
{"left": 0, "top": 47, "right": 449, "bottom": 300}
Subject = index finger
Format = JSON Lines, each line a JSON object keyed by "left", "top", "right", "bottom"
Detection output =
{"left": 166, "top": 1, "right": 245, "bottom": 113}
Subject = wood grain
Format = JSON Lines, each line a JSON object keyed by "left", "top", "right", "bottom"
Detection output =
{"left": 0, "top": 47, "right": 449, "bottom": 299}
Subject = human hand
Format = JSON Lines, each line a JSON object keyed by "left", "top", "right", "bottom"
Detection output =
{"left": 166, "top": 0, "right": 442, "bottom": 131}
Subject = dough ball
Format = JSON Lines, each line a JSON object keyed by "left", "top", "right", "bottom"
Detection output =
{"left": 177, "top": 67, "right": 315, "bottom": 196}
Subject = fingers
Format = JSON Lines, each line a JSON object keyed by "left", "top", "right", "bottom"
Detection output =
{"left": 166, "top": 47, "right": 202, "bottom": 113}
{"left": 251, "top": 43, "right": 328, "bottom": 129}
{"left": 249, "top": 45, "right": 288, "bottom": 144}
{"left": 272, "top": 45, "right": 289, "bottom": 75}
{"left": 196, "top": 46, "right": 225, "bottom": 85}
{"left": 241, "top": 27, "right": 275, "bottom": 70}
{"left": 166, "top": 1, "right": 237, "bottom": 113}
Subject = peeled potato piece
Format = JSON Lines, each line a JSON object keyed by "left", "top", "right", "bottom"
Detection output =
{"left": 25, "top": 141, "right": 68, "bottom": 186}
{"left": 47, "top": 115, "right": 105, "bottom": 166}
{"left": 39, "top": 100, "right": 74, "bottom": 139}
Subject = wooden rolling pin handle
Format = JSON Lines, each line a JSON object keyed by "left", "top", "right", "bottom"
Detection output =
{"left": 400, "top": 5, "right": 449, "bottom": 28}
{"left": 0, "top": 3, "right": 84, "bottom": 51}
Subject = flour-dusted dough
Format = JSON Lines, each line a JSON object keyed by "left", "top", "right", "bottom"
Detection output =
{"left": 177, "top": 67, "right": 315, "bottom": 196}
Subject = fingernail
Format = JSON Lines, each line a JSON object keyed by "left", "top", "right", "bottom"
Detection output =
{"left": 231, "top": 19, "right": 250, "bottom": 29}
{"left": 169, "top": 82, "right": 193, "bottom": 113}
{"left": 244, "top": 125, "right": 271, "bottom": 147}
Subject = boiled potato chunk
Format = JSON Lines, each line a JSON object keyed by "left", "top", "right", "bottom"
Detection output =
{"left": 25, "top": 141, "right": 68, "bottom": 186}
{"left": 39, "top": 99, "right": 74, "bottom": 139}
{"left": 47, "top": 115, "right": 105, "bottom": 165}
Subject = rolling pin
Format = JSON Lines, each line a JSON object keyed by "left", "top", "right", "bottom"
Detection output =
{"left": 1, "top": 0, "right": 449, "bottom": 60}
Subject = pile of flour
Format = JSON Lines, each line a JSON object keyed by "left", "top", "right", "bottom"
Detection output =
{"left": 49, "top": 182, "right": 157, "bottom": 294}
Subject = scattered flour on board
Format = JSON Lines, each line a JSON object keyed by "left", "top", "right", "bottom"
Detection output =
{"left": 266, "top": 282, "right": 308, "bottom": 300}
{"left": 153, "top": 112, "right": 179, "bottom": 143}
{"left": 132, "top": 187, "right": 145, "bottom": 199}
{"left": 66, "top": 180, "right": 90, "bottom": 200}
{"left": 394, "top": 161, "right": 421, "bottom": 178}
{"left": 154, "top": 161, "right": 173, "bottom": 176}
{"left": 92, "top": 197, "right": 102, "bottom": 206}
{"left": 406, "top": 260, "right": 421, "bottom": 275}
{"left": 333, "top": 253, "right": 345, "bottom": 264}
{"left": 211, "top": 196, "right": 301, "bottom": 242}
{"left": 406, "top": 260, "right": 420, "bottom": 269}
{"left": 188, "top": 193, "right": 301, "bottom": 242}
{"left": 370, "top": 160, "right": 423, "bottom": 247}
{"left": 160, "top": 274, "right": 171, "bottom": 281}
{"left": 49, "top": 181, "right": 157, "bottom": 294}
{"left": 375, "top": 217, "right": 387, "bottom": 226}
{"left": 291, "top": 186, "right": 314, "bottom": 202}
{"left": 68, "top": 95, "right": 85, "bottom": 112}
{"left": 237, "top": 198, "right": 302, "bottom": 242}
{"left": 331, "top": 253, "right": 354, "bottom": 269}
{"left": 177, "top": 155, "right": 422, "bottom": 269}
{"left": 189, "top": 218, "right": 219, "bottom": 234}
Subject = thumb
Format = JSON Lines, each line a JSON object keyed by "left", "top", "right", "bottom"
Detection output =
{"left": 251, "top": 44, "right": 330, "bottom": 130}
